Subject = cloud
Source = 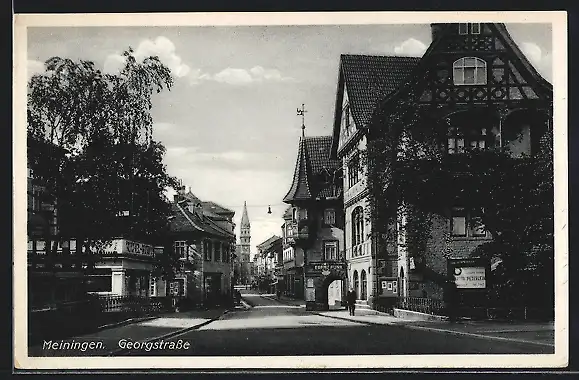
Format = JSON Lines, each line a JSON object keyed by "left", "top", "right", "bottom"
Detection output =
{"left": 27, "top": 59, "right": 45, "bottom": 80}
{"left": 104, "top": 36, "right": 190, "bottom": 78}
{"left": 394, "top": 38, "right": 428, "bottom": 56}
{"left": 520, "top": 42, "right": 552, "bottom": 81}
{"left": 162, "top": 149, "right": 290, "bottom": 254}
{"left": 213, "top": 68, "right": 254, "bottom": 85}
{"left": 198, "top": 66, "right": 296, "bottom": 86}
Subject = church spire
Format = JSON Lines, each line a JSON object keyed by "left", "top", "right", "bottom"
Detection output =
{"left": 241, "top": 201, "right": 250, "bottom": 227}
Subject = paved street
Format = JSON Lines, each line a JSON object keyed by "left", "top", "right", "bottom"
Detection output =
{"left": 113, "top": 290, "right": 553, "bottom": 356}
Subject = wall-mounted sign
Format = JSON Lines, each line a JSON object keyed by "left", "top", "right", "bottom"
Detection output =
{"left": 305, "top": 288, "right": 315, "bottom": 301}
{"left": 378, "top": 277, "right": 398, "bottom": 297}
{"left": 453, "top": 267, "right": 486, "bottom": 289}
{"left": 306, "top": 278, "right": 314, "bottom": 288}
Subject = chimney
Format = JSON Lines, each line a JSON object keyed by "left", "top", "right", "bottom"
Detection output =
{"left": 430, "top": 23, "right": 445, "bottom": 42}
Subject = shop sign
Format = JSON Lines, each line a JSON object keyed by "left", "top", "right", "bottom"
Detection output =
{"left": 453, "top": 267, "right": 486, "bottom": 289}
{"left": 101, "top": 239, "right": 154, "bottom": 257}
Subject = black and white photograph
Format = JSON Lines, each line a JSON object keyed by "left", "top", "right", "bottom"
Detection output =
{"left": 13, "top": 11, "right": 568, "bottom": 369}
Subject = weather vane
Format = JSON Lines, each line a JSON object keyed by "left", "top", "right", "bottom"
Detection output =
{"left": 296, "top": 103, "right": 307, "bottom": 137}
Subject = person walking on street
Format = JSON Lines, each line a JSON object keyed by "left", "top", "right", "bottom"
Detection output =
{"left": 347, "top": 287, "right": 357, "bottom": 316}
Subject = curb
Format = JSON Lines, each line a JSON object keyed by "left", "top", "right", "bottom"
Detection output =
{"left": 315, "top": 313, "right": 554, "bottom": 348}
{"left": 97, "top": 316, "right": 159, "bottom": 331}
{"left": 240, "top": 299, "right": 253, "bottom": 309}
{"left": 106, "top": 308, "right": 231, "bottom": 356}
{"left": 261, "top": 295, "right": 305, "bottom": 308}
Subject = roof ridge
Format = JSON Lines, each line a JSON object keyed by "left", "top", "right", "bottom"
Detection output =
{"left": 175, "top": 202, "right": 203, "bottom": 231}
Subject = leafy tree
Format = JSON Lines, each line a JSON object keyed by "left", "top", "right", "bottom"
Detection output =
{"left": 27, "top": 48, "right": 180, "bottom": 279}
{"left": 365, "top": 87, "right": 554, "bottom": 309}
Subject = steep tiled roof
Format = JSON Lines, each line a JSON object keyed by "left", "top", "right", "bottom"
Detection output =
{"left": 303, "top": 136, "right": 340, "bottom": 173}
{"left": 201, "top": 201, "right": 235, "bottom": 216}
{"left": 170, "top": 202, "right": 234, "bottom": 239}
{"left": 283, "top": 138, "right": 313, "bottom": 202}
{"left": 283, "top": 136, "right": 342, "bottom": 202}
{"left": 340, "top": 54, "right": 421, "bottom": 128}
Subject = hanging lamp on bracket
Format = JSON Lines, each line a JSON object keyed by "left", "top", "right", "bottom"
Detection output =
{"left": 267, "top": 205, "right": 272, "bottom": 214}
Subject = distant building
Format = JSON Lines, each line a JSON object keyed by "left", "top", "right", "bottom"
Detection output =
{"left": 160, "top": 185, "right": 236, "bottom": 306}
{"left": 283, "top": 135, "right": 346, "bottom": 311}
{"left": 234, "top": 201, "right": 252, "bottom": 285}
{"left": 256, "top": 235, "right": 283, "bottom": 293}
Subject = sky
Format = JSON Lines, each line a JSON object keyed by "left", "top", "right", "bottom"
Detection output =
{"left": 27, "top": 23, "right": 553, "bottom": 259}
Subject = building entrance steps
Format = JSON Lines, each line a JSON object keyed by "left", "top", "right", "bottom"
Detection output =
{"left": 28, "top": 307, "right": 230, "bottom": 357}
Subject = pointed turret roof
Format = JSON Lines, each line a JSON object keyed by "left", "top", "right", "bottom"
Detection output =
{"left": 240, "top": 201, "right": 250, "bottom": 227}
{"left": 284, "top": 135, "right": 340, "bottom": 203}
{"left": 283, "top": 137, "right": 313, "bottom": 202}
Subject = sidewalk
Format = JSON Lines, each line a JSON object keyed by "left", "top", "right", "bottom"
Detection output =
{"left": 28, "top": 307, "right": 231, "bottom": 357}
{"left": 317, "top": 309, "right": 554, "bottom": 347}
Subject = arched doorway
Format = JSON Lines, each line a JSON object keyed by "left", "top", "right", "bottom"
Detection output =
{"left": 326, "top": 278, "right": 345, "bottom": 310}
{"left": 361, "top": 270, "right": 367, "bottom": 300}
{"left": 353, "top": 270, "right": 359, "bottom": 299}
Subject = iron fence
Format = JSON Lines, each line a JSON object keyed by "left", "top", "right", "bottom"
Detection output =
{"left": 396, "top": 297, "right": 446, "bottom": 315}
{"left": 97, "top": 295, "right": 171, "bottom": 315}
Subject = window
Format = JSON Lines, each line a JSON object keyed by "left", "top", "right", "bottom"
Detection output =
{"left": 215, "top": 242, "right": 221, "bottom": 262}
{"left": 453, "top": 57, "right": 487, "bottom": 85}
{"left": 324, "top": 209, "right": 336, "bottom": 225}
{"left": 292, "top": 208, "right": 297, "bottom": 221}
{"left": 174, "top": 241, "right": 188, "bottom": 260}
{"left": 324, "top": 241, "right": 338, "bottom": 261}
{"left": 451, "top": 208, "right": 488, "bottom": 238}
{"left": 451, "top": 209, "right": 467, "bottom": 236}
{"left": 351, "top": 206, "right": 364, "bottom": 253}
{"left": 204, "top": 240, "right": 212, "bottom": 261}
{"left": 298, "top": 208, "right": 308, "bottom": 220}
{"left": 361, "top": 270, "right": 367, "bottom": 300}
{"left": 458, "top": 23, "right": 481, "bottom": 35}
{"left": 353, "top": 270, "right": 359, "bottom": 297}
{"left": 149, "top": 277, "right": 156, "bottom": 297}
{"left": 347, "top": 154, "right": 360, "bottom": 188}
{"left": 448, "top": 127, "right": 488, "bottom": 154}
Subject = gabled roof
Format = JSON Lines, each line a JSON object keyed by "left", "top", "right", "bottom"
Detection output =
{"left": 170, "top": 201, "right": 234, "bottom": 240}
{"left": 282, "top": 205, "right": 293, "bottom": 219}
{"left": 331, "top": 55, "right": 421, "bottom": 155}
{"left": 201, "top": 201, "right": 235, "bottom": 217}
{"left": 256, "top": 235, "right": 282, "bottom": 252}
{"left": 340, "top": 54, "right": 421, "bottom": 128}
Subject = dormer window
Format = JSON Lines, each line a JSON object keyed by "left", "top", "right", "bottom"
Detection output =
{"left": 458, "top": 23, "right": 481, "bottom": 35}
{"left": 453, "top": 57, "right": 487, "bottom": 86}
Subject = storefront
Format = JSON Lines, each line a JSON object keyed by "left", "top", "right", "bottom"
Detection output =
{"left": 304, "top": 261, "right": 347, "bottom": 311}
{"left": 89, "top": 238, "right": 157, "bottom": 297}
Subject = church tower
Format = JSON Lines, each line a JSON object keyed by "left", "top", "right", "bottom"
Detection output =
{"left": 239, "top": 201, "right": 251, "bottom": 263}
